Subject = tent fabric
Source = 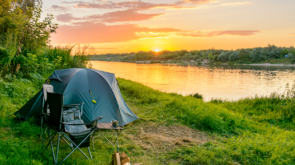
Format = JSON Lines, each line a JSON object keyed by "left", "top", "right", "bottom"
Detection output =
{"left": 14, "top": 68, "right": 138, "bottom": 126}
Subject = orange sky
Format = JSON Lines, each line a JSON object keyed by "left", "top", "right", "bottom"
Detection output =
{"left": 43, "top": 0, "right": 295, "bottom": 54}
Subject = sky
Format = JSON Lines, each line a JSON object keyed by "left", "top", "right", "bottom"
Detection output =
{"left": 43, "top": 0, "right": 295, "bottom": 54}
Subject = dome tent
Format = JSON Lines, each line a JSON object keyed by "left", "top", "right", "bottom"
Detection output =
{"left": 15, "top": 68, "right": 138, "bottom": 126}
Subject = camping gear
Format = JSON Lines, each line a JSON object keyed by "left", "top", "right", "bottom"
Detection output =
{"left": 40, "top": 84, "right": 54, "bottom": 146}
{"left": 112, "top": 120, "right": 119, "bottom": 127}
{"left": 43, "top": 92, "right": 103, "bottom": 165}
{"left": 93, "top": 122, "right": 123, "bottom": 151}
{"left": 112, "top": 153, "right": 121, "bottom": 165}
{"left": 15, "top": 68, "right": 138, "bottom": 126}
{"left": 111, "top": 152, "right": 130, "bottom": 165}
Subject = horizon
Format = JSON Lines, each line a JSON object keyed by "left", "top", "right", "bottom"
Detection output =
{"left": 43, "top": 0, "right": 295, "bottom": 54}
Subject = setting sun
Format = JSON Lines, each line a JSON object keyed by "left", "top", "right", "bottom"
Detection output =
{"left": 154, "top": 48, "right": 161, "bottom": 52}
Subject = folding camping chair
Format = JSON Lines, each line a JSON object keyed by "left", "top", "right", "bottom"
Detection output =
{"left": 43, "top": 92, "right": 103, "bottom": 165}
{"left": 41, "top": 84, "right": 54, "bottom": 147}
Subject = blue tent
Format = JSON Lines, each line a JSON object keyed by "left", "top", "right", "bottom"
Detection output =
{"left": 15, "top": 68, "right": 138, "bottom": 126}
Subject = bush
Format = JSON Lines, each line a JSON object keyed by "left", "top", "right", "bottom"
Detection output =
{"left": 191, "top": 93, "right": 203, "bottom": 100}
{"left": 287, "top": 53, "right": 294, "bottom": 59}
{"left": 228, "top": 51, "right": 239, "bottom": 61}
{"left": 0, "top": 47, "right": 10, "bottom": 67}
{"left": 217, "top": 51, "right": 231, "bottom": 62}
{"left": 250, "top": 48, "right": 265, "bottom": 62}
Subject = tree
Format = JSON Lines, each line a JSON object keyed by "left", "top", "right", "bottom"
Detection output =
{"left": 0, "top": 0, "right": 57, "bottom": 71}
{"left": 250, "top": 48, "right": 265, "bottom": 62}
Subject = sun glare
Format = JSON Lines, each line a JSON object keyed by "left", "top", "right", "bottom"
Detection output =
{"left": 154, "top": 49, "right": 161, "bottom": 52}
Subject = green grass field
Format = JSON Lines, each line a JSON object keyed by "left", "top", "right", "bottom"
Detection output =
{"left": 0, "top": 74, "right": 294, "bottom": 164}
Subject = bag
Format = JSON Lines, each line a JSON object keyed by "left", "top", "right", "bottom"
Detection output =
{"left": 63, "top": 106, "right": 80, "bottom": 122}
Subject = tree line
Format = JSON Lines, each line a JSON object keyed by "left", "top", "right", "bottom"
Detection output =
{"left": 90, "top": 45, "right": 295, "bottom": 64}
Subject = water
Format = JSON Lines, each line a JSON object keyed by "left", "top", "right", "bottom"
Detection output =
{"left": 91, "top": 61, "right": 295, "bottom": 101}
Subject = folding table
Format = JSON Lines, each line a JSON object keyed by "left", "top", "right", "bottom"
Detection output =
{"left": 92, "top": 122, "right": 123, "bottom": 151}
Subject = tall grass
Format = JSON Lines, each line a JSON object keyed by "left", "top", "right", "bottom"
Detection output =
{"left": 212, "top": 83, "right": 295, "bottom": 129}
{"left": 117, "top": 78, "right": 295, "bottom": 164}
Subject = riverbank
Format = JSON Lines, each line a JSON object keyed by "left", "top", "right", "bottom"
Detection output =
{"left": 1, "top": 73, "right": 295, "bottom": 164}
{"left": 243, "top": 63, "right": 295, "bottom": 67}
{"left": 88, "top": 45, "right": 295, "bottom": 66}
{"left": 91, "top": 58, "right": 295, "bottom": 67}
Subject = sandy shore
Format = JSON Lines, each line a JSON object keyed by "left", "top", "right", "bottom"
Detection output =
{"left": 243, "top": 63, "right": 295, "bottom": 67}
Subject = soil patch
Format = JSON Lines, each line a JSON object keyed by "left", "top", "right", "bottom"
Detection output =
{"left": 124, "top": 122, "right": 214, "bottom": 152}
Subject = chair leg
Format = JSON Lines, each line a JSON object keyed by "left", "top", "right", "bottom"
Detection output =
{"left": 59, "top": 130, "right": 95, "bottom": 165}
{"left": 88, "top": 147, "right": 92, "bottom": 159}
{"left": 40, "top": 116, "right": 43, "bottom": 139}
{"left": 49, "top": 129, "right": 56, "bottom": 164}
{"left": 61, "top": 132, "right": 90, "bottom": 159}
{"left": 55, "top": 132, "right": 61, "bottom": 165}
{"left": 92, "top": 133, "right": 95, "bottom": 151}
{"left": 45, "top": 129, "right": 57, "bottom": 150}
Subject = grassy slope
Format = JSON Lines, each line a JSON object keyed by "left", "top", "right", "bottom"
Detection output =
{"left": 0, "top": 76, "right": 295, "bottom": 164}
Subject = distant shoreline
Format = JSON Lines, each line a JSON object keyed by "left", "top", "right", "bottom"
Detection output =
{"left": 90, "top": 60, "right": 295, "bottom": 67}
{"left": 242, "top": 63, "right": 295, "bottom": 67}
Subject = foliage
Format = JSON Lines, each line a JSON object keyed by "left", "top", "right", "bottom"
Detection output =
{"left": 0, "top": 0, "right": 57, "bottom": 73}
{"left": 217, "top": 51, "right": 231, "bottom": 62}
{"left": 250, "top": 47, "right": 265, "bottom": 62}
{"left": 190, "top": 93, "right": 203, "bottom": 100}
{"left": 228, "top": 51, "right": 239, "bottom": 61}
{"left": 90, "top": 45, "right": 295, "bottom": 64}
{"left": 287, "top": 53, "right": 294, "bottom": 59}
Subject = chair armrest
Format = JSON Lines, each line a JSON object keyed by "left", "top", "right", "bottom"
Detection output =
{"left": 89, "top": 116, "right": 103, "bottom": 127}
{"left": 64, "top": 103, "right": 83, "bottom": 108}
{"left": 61, "top": 116, "right": 103, "bottom": 126}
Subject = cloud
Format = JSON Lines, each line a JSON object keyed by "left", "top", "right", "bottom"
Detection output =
{"left": 136, "top": 30, "right": 260, "bottom": 38}
{"left": 55, "top": 0, "right": 214, "bottom": 23}
{"left": 56, "top": 9, "right": 163, "bottom": 23}
{"left": 87, "top": 9, "right": 164, "bottom": 23}
{"left": 51, "top": 5, "right": 70, "bottom": 11}
{"left": 50, "top": 22, "right": 181, "bottom": 44}
{"left": 50, "top": 21, "right": 260, "bottom": 45}
{"left": 90, "top": 47, "right": 117, "bottom": 50}
{"left": 71, "top": 0, "right": 214, "bottom": 9}
{"left": 221, "top": 2, "right": 250, "bottom": 6}
{"left": 56, "top": 13, "right": 81, "bottom": 22}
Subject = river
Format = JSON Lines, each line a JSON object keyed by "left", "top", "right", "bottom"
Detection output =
{"left": 91, "top": 61, "right": 295, "bottom": 101}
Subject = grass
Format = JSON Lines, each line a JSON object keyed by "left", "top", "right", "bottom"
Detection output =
{"left": 1, "top": 74, "right": 295, "bottom": 164}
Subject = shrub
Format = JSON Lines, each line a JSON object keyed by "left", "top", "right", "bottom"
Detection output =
{"left": 0, "top": 47, "right": 10, "bottom": 68}
{"left": 287, "top": 53, "right": 294, "bottom": 59}
{"left": 217, "top": 51, "right": 231, "bottom": 62}
{"left": 213, "top": 55, "right": 219, "bottom": 61}
{"left": 238, "top": 49, "right": 250, "bottom": 61}
{"left": 208, "top": 53, "right": 214, "bottom": 60}
{"left": 250, "top": 48, "right": 265, "bottom": 62}
{"left": 264, "top": 44, "right": 281, "bottom": 59}
{"left": 190, "top": 93, "right": 203, "bottom": 100}
{"left": 228, "top": 51, "right": 239, "bottom": 61}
